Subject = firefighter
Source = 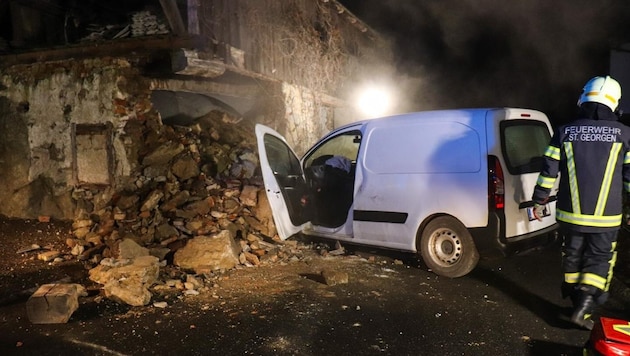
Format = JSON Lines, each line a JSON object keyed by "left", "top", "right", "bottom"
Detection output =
{"left": 532, "top": 75, "right": 630, "bottom": 330}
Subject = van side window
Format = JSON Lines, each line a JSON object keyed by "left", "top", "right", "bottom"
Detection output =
{"left": 262, "top": 133, "right": 308, "bottom": 226}
{"left": 500, "top": 120, "right": 551, "bottom": 174}
{"left": 303, "top": 130, "right": 362, "bottom": 169}
{"left": 263, "top": 134, "right": 301, "bottom": 176}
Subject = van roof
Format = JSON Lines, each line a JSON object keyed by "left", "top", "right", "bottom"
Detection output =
{"left": 336, "top": 107, "right": 544, "bottom": 131}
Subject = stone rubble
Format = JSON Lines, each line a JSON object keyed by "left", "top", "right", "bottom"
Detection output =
{"left": 26, "top": 283, "right": 87, "bottom": 324}
{"left": 50, "top": 110, "right": 340, "bottom": 307}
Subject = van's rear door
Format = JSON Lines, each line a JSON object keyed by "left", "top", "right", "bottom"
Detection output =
{"left": 489, "top": 108, "right": 558, "bottom": 239}
{"left": 255, "top": 124, "right": 309, "bottom": 240}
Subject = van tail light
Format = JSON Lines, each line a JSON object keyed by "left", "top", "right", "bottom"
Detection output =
{"left": 488, "top": 156, "right": 505, "bottom": 210}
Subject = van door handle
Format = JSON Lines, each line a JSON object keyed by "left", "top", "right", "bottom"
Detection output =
{"left": 519, "top": 196, "right": 557, "bottom": 209}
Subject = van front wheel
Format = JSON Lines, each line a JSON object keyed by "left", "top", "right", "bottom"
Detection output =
{"left": 418, "top": 216, "right": 479, "bottom": 278}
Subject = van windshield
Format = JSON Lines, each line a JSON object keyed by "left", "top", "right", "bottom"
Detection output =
{"left": 501, "top": 120, "right": 551, "bottom": 174}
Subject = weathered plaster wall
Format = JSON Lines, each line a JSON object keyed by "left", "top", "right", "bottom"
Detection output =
{"left": 282, "top": 83, "right": 333, "bottom": 156}
{"left": 0, "top": 58, "right": 156, "bottom": 219}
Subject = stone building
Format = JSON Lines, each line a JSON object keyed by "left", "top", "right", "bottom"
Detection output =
{"left": 0, "top": 0, "right": 392, "bottom": 220}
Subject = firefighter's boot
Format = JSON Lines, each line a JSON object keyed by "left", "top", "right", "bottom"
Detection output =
{"left": 571, "top": 294, "right": 595, "bottom": 330}
{"left": 561, "top": 282, "right": 579, "bottom": 308}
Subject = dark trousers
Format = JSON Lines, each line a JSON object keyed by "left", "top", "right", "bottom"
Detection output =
{"left": 561, "top": 229, "right": 618, "bottom": 304}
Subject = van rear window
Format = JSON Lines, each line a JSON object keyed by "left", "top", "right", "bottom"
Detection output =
{"left": 500, "top": 120, "right": 551, "bottom": 174}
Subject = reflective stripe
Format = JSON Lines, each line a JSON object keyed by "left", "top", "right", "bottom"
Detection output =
{"left": 605, "top": 242, "right": 618, "bottom": 292}
{"left": 536, "top": 175, "right": 556, "bottom": 189}
{"left": 581, "top": 272, "right": 607, "bottom": 290}
{"left": 564, "top": 142, "right": 581, "bottom": 214}
{"left": 605, "top": 93, "right": 619, "bottom": 106}
{"left": 556, "top": 209, "right": 622, "bottom": 227}
{"left": 625, "top": 151, "right": 630, "bottom": 164}
{"left": 544, "top": 145, "right": 560, "bottom": 160}
{"left": 584, "top": 92, "right": 619, "bottom": 107}
{"left": 595, "top": 142, "right": 622, "bottom": 215}
{"left": 566, "top": 243, "right": 617, "bottom": 292}
{"left": 564, "top": 272, "right": 580, "bottom": 284}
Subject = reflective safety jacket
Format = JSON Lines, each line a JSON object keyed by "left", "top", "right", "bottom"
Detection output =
{"left": 533, "top": 113, "right": 630, "bottom": 232}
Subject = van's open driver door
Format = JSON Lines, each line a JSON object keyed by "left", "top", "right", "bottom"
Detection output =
{"left": 255, "top": 124, "right": 309, "bottom": 240}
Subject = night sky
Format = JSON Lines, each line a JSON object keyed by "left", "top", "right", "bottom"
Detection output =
{"left": 339, "top": 0, "right": 630, "bottom": 125}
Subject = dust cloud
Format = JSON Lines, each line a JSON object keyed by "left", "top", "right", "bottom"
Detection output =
{"left": 341, "top": 0, "right": 630, "bottom": 123}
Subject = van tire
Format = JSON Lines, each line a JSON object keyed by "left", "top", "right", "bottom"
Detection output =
{"left": 419, "top": 216, "right": 479, "bottom": 278}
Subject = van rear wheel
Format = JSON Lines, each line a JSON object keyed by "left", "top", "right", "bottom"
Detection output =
{"left": 419, "top": 216, "right": 479, "bottom": 278}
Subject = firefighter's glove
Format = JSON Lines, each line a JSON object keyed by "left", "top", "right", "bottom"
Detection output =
{"left": 533, "top": 203, "right": 545, "bottom": 222}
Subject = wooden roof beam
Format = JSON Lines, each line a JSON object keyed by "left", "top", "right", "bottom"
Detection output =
{"left": 159, "top": 0, "right": 187, "bottom": 36}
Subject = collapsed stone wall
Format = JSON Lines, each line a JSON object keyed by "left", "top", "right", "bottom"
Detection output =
{"left": 0, "top": 56, "right": 343, "bottom": 307}
{"left": 70, "top": 110, "right": 276, "bottom": 260}
{"left": 69, "top": 111, "right": 292, "bottom": 306}
{"left": 0, "top": 58, "right": 337, "bottom": 219}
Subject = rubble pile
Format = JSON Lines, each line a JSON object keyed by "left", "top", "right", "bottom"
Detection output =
{"left": 63, "top": 111, "right": 318, "bottom": 306}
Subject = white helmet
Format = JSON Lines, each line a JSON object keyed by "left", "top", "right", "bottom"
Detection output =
{"left": 577, "top": 75, "right": 622, "bottom": 111}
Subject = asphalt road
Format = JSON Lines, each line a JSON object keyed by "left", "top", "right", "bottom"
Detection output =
{"left": 2, "top": 237, "right": 626, "bottom": 356}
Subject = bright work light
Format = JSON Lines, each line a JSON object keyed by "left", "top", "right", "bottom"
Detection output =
{"left": 356, "top": 86, "right": 392, "bottom": 118}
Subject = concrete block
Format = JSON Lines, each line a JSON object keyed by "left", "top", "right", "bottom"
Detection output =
{"left": 26, "top": 284, "right": 81, "bottom": 324}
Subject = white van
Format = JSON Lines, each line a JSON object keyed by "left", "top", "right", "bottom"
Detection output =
{"left": 255, "top": 107, "right": 558, "bottom": 277}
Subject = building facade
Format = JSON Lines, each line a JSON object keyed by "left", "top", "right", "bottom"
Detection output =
{"left": 0, "top": 0, "right": 392, "bottom": 219}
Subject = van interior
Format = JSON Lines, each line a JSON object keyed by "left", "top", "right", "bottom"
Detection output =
{"left": 302, "top": 132, "right": 362, "bottom": 228}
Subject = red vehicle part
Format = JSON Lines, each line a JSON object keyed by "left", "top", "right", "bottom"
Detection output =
{"left": 586, "top": 317, "right": 630, "bottom": 355}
